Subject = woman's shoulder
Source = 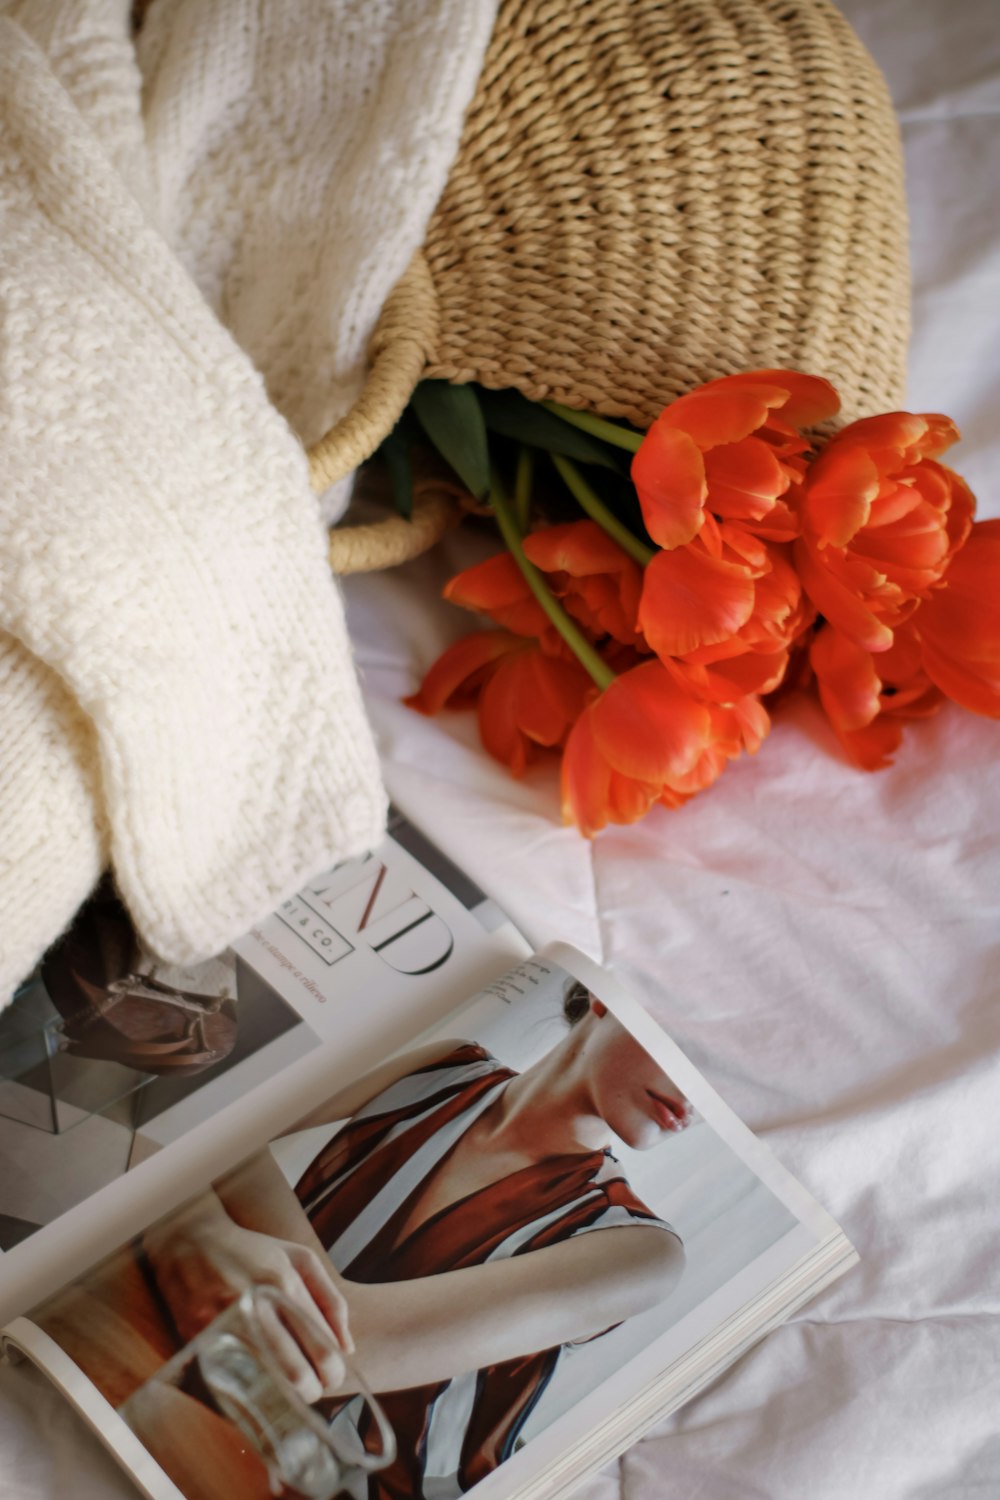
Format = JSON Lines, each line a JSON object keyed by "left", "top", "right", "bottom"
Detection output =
{"left": 549, "top": 1203, "right": 686, "bottom": 1349}
{"left": 578, "top": 1151, "right": 681, "bottom": 1243}
{"left": 388, "top": 1038, "right": 503, "bottom": 1086}
{"left": 350, "top": 1038, "right": 509, "bottom": 1119}
{"left": 402, "top": 1039, "right": 496, "bottom": 1073}
{"left": 279, "top": 1040, "right": 505, "bottom": 1136}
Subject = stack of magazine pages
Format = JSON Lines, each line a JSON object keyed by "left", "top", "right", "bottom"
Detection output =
{"left": 0, "top": 810, "right": 856, "bottom": 1500}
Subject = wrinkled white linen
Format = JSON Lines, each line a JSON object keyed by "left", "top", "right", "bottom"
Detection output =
{"left": 1, "top": 1, "right": 998, "bottom": 1495}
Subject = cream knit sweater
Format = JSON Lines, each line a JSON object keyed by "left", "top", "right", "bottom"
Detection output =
{"left": 0, "top": 0, "right": 496, "bottom": 1001}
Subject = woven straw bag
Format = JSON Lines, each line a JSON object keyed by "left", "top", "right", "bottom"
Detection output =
{"left": 323, "top": 0, "right": 910, "bottom": 574}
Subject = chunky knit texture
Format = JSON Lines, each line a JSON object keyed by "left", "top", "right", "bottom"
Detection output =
{"left": 0, "top": 0, "right": 495, "bottom": 999}
{"left": 0, "top": 637, "right": 110, "bottom": 997}
{"left": 135, "top": 0, "right": 497, "bottom": 511}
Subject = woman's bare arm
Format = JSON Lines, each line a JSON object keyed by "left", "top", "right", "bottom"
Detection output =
{"left": 338, "top": 1225, "right": 684, "bottom": 1395}
{"left": 218, "top": 1150, "right": 684, "bottom": 1395}
{"left": 216, "top": 1147, "right": 336, "bottom": 1252}
{"left": 148, "top": 1131, "right": 686, "bottom": 1398}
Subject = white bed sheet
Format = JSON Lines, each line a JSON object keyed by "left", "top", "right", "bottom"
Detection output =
{"left": 2, "top": 2, "right": 998, "bottom": 1495}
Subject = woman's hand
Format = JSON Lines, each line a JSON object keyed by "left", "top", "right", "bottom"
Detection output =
{"left": 143, "top": 1192, "right": 352, "bottom": 1403}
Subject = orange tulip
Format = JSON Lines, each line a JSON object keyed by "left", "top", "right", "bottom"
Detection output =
{"left": 560, "top": 658, "right": 769, "bottom": 835}
{"left": 914, "top": 519, "right": 1000, "bottom": 718}
{"left": 443, "top": 524, "right": 645, "bottom": 650}
{"left": 693, "top": 541, "right": 814, "bottom": 664}
{"left": 637, "top": 528, "right": 757, "bottom": 659}
{"left": 810, "top": 622, "right": 943, "bottom": 770}
{"left": 406, "top": 381, "right": 997, "bottom": 831}
{"left": 638, "top": 513, "right": 813, "bottom": 677}
{"left": 794, "top": 412, "right": 973, "bottom": 653}
{"left": 664, "top": 647, "right": 790, "bottom": 706}
{"left": 443, "top": 552, "right": 550, "bottom": 640}
{"left": 631, "top": 369, "right": 840, "bottom": 551}
{"left": 522, "top": 521, "right": 645, "bottom": 646}
{"left": 406, "top": 629, "right": 594, "bottom": 776}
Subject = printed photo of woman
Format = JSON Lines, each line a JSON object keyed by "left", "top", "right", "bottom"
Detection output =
{"left": 30, "top": 974, "right": 692, "bottom": 1500}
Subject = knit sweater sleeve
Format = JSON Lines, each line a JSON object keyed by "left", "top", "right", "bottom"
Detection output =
{"left": 0, "top": 18, "right": 386, "bottom": 990}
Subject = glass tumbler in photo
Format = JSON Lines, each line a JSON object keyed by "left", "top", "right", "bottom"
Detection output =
{"left": 118, "top": 1283, "right": 395, "bottom": 1500}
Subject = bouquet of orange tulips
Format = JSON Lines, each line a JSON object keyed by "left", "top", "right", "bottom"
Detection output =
{"left": 391, "top": 371, "right": 999, "bottom": 835}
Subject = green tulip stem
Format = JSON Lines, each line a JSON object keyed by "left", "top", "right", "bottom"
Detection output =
{"left": 551, "top": 455, "right": 655, "bottom": 566}
{"left": 490, "top": 467, "right": 615, "bottom": 692}
{"left": 542, "top": 400, "right": 645, "bottom": 454}
{"left": 514, "top": 446, "right": 534, "bottom": 535}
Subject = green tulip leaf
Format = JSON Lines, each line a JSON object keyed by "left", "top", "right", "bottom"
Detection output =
{"left": 411, "top": 381, "right": 490, "bottom": 499}
{"left": 377, "top": 420, "right": 414, "bottom": 519}
{"left": 478, "top": 387, "right": 621, "bottom": 470}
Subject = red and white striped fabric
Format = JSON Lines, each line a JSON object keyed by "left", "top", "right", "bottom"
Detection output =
{"left": 296, "top": 1044, "right": 677, "bottom": 1499}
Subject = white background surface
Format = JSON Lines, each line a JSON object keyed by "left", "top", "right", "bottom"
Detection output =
{"left": 2, "top": 2, "right": 999, "bottom": 1495}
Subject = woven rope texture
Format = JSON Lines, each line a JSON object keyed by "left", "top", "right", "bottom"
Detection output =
{"left": 308, "top": 254, "right": 439, "bottom": 493}
{"left": 421, "top": 0, "right": 910, "bottom": 429}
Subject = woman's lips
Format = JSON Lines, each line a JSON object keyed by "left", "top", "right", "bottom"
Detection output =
{"left": 646, "top": 1089, "right": 689, "bottom": 1131}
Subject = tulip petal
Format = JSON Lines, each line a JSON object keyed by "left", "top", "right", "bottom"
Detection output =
{"left": 663, "top": 745, "right": 730, "bottom": 796}
{"left": 631, "top": 423, "right": 707, "bottom": 550}
{"left": 943, "top": 468, "right": 975, "bottom": 554}
{"left": 639, "top": 545, "right": 756, "bottom": 658}
{"left": 836, "top": 716, "right": 905, "bottom": 771}
{"left": 673, "top": 650, "right": 788, "bottom": 702}
{"left": 916, "top": 520, "right": 1000, "bottom": 660}
{"left": 826, "top": 412, "right": 930, "bottom": 473}
{"left": 704, "top": 369, "right": 845, "bottom": 429}
{"left": 444, "top": 552, "right": 548, "bottom": 637}
{"left": 523, "top": 520, "right": 630, "bottom": 576}
{"left": 733, "top": 694, "right": 771, "bottom": 753}
{"left": 867, "top": 479, "right": 926, "bottom": 530}
{"left": 794, "top": 539, "right": 895, "bottom": 652}
{"left": 606, "top": 769, "right": 661, "bottom": 826}
{"left": 703, "top": 436, "right": 789, "bottom": 519}
{"left": 713, "top": 369, "right": 842, "bottom": 427}
{"left": 561, "top": 711, "right": 612, "bottom": 836}
{"left": 405, "top": 631, "right": 520, "bottom": 714}
{"left": 590, "top": 661, "right": 711, "bottom": 781}
{"left": 810, "top": 626, "right": 882, "bottom": 732}
{"left": 444, "top": 551, "right": 524, "bottom": 608}
{"left": 706, "top": 649, "right": 790, "bottom": 699}
{"left": 698, "top": 511, "right": 724, "bottom": 559}
{"left": 875, "top": 623, "right": 924, "bottom": 684}
{"left": 524, "top": 521, "right": 644, "bottom": 645}
{"left": 749, "top": 547, "right": 804, "bottom": 619}
{"left": 561, "top": 711, "right": 662, "bottom": 836}
{"left": 904, "top": 461, "right": 952, "bottom": 515}
{"left": 477, "top": 648, "right": 593, "bottom": 775}
{"left": 717, "top": 521, "right": 769, "bottom": 576}
{"left": 742, "top": 497, "right": 801, "bottom": 542}
{"left": 916, "top": 413, "right": 960, "bottom": 458}
{"left": 478, "top": 660, "right": 533, "bottom": 775}
{"left": 527, "top": 652, "right": 595, "bottom": 738}
{"left": 882, "top": 681, "right": 943, "bottom": 718}
{"left": 558, "top": 577, "right": 644, "bottom": 646}
{"left": 851, "top": 503, "right": 951, "bottom": 590}
{"left": 919, "top": 639, "right": 1000, "bottom": 719}
{"left": 660, "top": 384, "right": 788, "bottom": 449}
{"left": 803, "top": 444, "right": 881, "bottom": 546}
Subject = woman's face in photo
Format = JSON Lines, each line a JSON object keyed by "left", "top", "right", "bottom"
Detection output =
{"left": 583, "top": 1000, "right": 691, "bottom": 1150}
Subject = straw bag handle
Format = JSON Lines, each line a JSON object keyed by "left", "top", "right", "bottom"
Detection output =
{"left": 309, "top": 254, "right": 464, "bottom": 575}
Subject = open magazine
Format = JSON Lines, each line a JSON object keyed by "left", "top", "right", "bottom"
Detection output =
{"left": 0, "top": 811, "right": 856, "bottom": 1500}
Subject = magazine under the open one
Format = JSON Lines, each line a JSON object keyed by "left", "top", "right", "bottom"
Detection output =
{"left": 0, "top": 814, "right": 855, "bottom": 1500}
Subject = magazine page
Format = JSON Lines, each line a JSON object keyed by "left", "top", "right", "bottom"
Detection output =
{"left": 8, "top": 944, "right": 853, "bottom": 1500}
{"left": 0, "top": 810, "right": 527, "bottom": 1318}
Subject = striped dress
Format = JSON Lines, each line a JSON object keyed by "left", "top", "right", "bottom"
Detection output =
{"left": 295, "top": 1043, "right": 677, "bottom": 1500}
